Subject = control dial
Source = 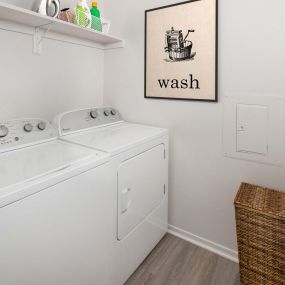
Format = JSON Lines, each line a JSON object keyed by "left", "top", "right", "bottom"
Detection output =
{"left": 104, "top": 110, "right": 110, "bottom": 117}
{"left": 0, "top": 125, "right": 8, "bottom": 138}
{"left": 90, "top": 110, "right": 97, "bottom": 119}
{"left": 111, "top": 109, "right": 116, "bottom": 116}
{"left": 23, "top": 123, "right": 33, "bottom": 133}
{"left": 37, "top": 122, "right": 46, "bottom": 131}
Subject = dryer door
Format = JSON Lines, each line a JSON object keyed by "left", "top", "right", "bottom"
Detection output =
{"left": 117, "top": 144, "right": 166, "bottom": 241}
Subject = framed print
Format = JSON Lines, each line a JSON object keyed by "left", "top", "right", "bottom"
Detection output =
{"left": 145, "top": 0, "right": 218, "bottom": 102}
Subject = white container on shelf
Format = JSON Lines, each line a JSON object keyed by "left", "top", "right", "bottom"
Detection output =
{"left": 101, "top": 18, "right": 111, "bottom": 34}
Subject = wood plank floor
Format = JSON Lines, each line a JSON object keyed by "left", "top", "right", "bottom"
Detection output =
{"left": 125, "top": 234, "right": 240, "bottom": 285}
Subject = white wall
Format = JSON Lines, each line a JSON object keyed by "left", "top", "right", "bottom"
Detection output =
{"left": 103, "top": 0, "right": 285, "bottom": 256}
{"left": 0, "top": 0, "right": 104, "bottom": 121}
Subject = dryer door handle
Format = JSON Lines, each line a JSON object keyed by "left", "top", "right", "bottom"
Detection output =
{"left": 121, "top": 188, "right": 131, "bottom": 214}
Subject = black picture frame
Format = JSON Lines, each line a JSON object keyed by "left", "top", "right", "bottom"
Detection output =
{"left": 144, "top": 0, "right": 218, "bottom": 102}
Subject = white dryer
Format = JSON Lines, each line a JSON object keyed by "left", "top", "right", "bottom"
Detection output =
{"left": 0, "top": 118, "right": 114, "bottom": 285}
{"left": 53, "top": 107, "right": 169, "bottom": 285}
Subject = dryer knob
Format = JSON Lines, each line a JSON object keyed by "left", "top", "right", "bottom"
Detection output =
{"left": 0, "top": 125, "right": 8, "bottom": 138}
{"left": 37, "top": 122, "right": 46, "bottom": 131}
{"left": 90, "top": 110, "right": 98, "bottom": 119}
{"left": 104, "top": 110, "right": 110, "bottom": 117}
{"left": 111, "top": 109, "right": 117, "bottom": 116}
{"left": 23, "top": 123, "right": 33, "bottom": 133}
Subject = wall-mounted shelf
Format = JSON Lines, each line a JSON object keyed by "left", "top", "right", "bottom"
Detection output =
{"left": 0, "top": 2, "right": 125, "bottom": 53}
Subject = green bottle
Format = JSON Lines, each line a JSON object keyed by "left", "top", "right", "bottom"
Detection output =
{"left": 90, "top": 2, "right": 102, "bottom": 32}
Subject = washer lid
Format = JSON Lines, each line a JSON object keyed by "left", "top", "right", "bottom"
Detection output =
{"left": 63, "top": 122, "right": 168, "bottom": 156}
{"left": 0, "top": 140, "right": 108, "bottom": 190}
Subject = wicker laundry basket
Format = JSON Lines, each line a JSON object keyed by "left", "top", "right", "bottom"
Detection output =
{"left": 234, "top": 183, "right": 285, "bottom": 285}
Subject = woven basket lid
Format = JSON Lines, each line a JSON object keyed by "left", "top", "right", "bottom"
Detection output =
{"left": 234, "top": 182, "right": 285, "bottom": 219}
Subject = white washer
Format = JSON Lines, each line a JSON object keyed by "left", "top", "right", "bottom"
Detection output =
{"left": 53, "top": 107, "right": 169, "bottom": 285}
{"left": 0, "top": 118, "right": 114, "bottom": 285}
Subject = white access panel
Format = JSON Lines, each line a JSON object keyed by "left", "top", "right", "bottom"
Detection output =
{"left": 223, "top": 95, "right": 285, "bottom": 166}
{"left": 117, "top": 144, "right": 166, "bottom": 240}
{"left": 236, "top": 104, "right": 268, "bottom": 154}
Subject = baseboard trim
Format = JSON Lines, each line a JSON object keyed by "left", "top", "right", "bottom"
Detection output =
{"left": 168, "top": 224, "right": 239, "bottom": 263}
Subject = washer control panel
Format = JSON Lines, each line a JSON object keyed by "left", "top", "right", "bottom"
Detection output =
{"left": 0, "top": 118, "right": 57, "bottom": 152}
{"left": 56, "top": 107, "right": 123, "bottom": 135}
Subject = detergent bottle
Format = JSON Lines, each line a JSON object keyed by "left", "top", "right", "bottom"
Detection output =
{"left": 90, "top": 2, "right": 100, "bottom": 18}
{"left": 75, "top": 0, "right": 91, "bottom": 28}
{"left": 90, "top": 2, "right": 102, "bottom": 31}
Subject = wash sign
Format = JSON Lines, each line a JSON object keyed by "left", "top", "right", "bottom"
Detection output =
{"left": 145, "top": 0, "right": 217, "bottom": 102}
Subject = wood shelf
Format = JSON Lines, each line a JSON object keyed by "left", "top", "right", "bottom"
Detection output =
{"left": 0, "top": 2, "right": 124, "bottom": 50}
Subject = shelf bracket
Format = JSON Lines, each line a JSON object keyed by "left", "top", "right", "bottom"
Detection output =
{"left": 33, "top": 23, "right": 53, "bottom": 55}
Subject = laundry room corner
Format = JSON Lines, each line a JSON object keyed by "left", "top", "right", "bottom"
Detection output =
{"left": 1, "top": 0, "right": 285, "bottom": 284}
{"left": 103, "top": 0, "right": 285, "bottom": 260}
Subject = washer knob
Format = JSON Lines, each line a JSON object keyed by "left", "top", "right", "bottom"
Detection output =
{"left": 23, "top": 123, "right": 33, "bottom": 133}
{"left": 111, "top": 109, "right": 117, "bottom": 116}
{"left": 37, "top": 122, "right": 46, "bottom": 131}
{"left": 90, "top": 110, "right": 97, "bottom": 119}
{"left": 0, "top": 125, "right": 8, "bottom": 138}
{"left": 104, "top": 110, "right": 110, "bottom": 117}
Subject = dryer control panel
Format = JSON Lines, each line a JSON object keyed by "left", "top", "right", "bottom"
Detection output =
{"left": 54, "top": 107, "right": 123, "bottom": 136}
{"left": 0, "top": 119, "right": 57, "bottom": 152}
